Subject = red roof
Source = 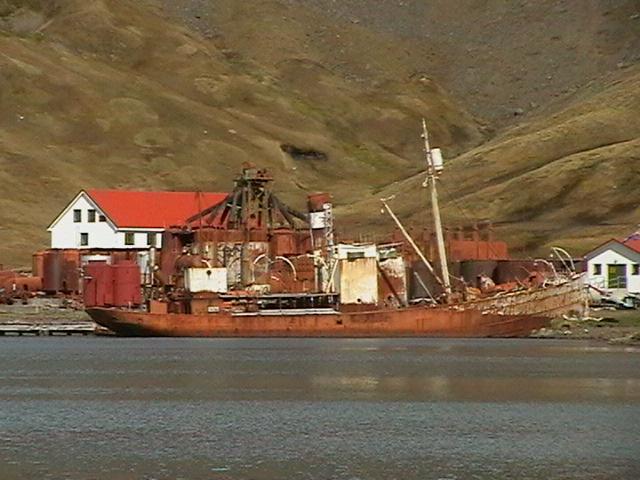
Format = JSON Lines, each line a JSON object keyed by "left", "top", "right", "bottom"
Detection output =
{"left": 624, "top": 238, "right": 640, "bottom": 254}
{"left": 86, "top": 190, "right": 227, "bottom": 228}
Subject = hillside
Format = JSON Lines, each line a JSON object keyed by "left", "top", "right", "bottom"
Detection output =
{"left": 294, "top": 0, "right": 640, "bottom": 127}
{"left": 0, "top": 0, "right": 639, "bottom": 267}
{"left": 169, "top": 0, "right": 640, "bottom": 127}
{"left": 0, "top": 0, "right": 483, "bottom": 266}
{"left": 342, "top": 66, "right": 640, "bottom": 256}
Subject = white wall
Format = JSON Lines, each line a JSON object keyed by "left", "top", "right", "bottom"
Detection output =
{"left": 49, "top": 193, "right": 162, "bottom": 250}
{"left": 334, "top": 244, "right": 379, "bottom": 304}
{"left": 50, "top": 195, "right": 119, "bottom": 249}
{"left": 113, "top": 230, "right": 162, "bottom": 249}
{"left": 587, "top": 246, "right": 640, "bottom": 294}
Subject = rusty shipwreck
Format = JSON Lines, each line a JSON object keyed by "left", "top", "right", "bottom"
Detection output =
{"left": 85, "top": 122, "right": 586, "bottom": 337}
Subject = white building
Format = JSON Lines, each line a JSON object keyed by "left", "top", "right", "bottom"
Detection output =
{"left": 48, "top": 189, "right": 226, "bottom": 250}
{"left": 584, "top": 238, "right": 640, "bottom": 295}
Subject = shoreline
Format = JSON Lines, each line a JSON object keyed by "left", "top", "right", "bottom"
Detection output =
{"left": 1, "top": 300, "right": 639, "bottom": 344}
{"left": 530, "top": 309, "right": 640, "bottom": 345}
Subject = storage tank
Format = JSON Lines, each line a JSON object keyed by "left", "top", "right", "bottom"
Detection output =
{"left": 61, "top": 250, "right": 81, "bottom": 292}
{"left": 32, "top": 251, "right": 45, "bottom": 279}
{"left": 43, "top": 250, "right": 63, "bottom": 292}
{"left": 307, "top": 192, "right": 333, "bottom": 252}
{"left": 83, "top": 262, "right": 114, "bottom": 307}
{"left": 112, "top": 261, "right": 141, "bottom": 306}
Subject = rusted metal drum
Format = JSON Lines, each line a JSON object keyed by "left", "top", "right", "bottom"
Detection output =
{"left": 32, "top": 251, "right": 45, "bottom": 279}
{"left": 61, "top": 249, "right": 80, "bottom": 292}
{"left": 43, "top": 250, "right": 62, "bottom": 292}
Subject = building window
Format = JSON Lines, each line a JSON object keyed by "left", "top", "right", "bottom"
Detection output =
{"left": 99, "top": 214, "right": 107, "bottom": 222}
{"left": 73, "top": 209, "right": 82, "bottom": 223}
{"left": 124, "top": 232, "right": 135, "bottom": 246}
{"left": 88, "top": 209, "right": 96, "bottom": 223}
{"left": 147, "top": 233, "right": 157, "bottom": 247}
{"left": 633, "top": 264, "right": 640, "bottom": 276}
{"left": 593, "top": 263, "right": 602, "bottom": 275}
{"left": 80, "top": 233, "right": 89, "bottom": 246}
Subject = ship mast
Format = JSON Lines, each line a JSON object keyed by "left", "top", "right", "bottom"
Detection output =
{"left": 421, "top": 119, "right": 452, "bottom": 300}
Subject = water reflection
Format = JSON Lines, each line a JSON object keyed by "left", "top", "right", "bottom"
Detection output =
{"left": 0, "top": 338, "right": 638, "bottom": 479}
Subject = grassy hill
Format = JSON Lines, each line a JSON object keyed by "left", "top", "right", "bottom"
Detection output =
{"left": 0, "top": 0, "right": 638, "bottom": 267}
{"left": 341, "top": 66, "right": 640, "bottom": 257}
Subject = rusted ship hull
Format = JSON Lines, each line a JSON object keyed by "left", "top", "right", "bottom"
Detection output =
{"left": 87, "top": 307, "right": 547, "bottom": 338}
{"left": 87, "top": 276, "right": 585, "bottom": 338}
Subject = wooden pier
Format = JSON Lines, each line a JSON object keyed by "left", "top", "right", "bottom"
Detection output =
{"left": 0, "top": 322, "right": 97, "bottom": 336}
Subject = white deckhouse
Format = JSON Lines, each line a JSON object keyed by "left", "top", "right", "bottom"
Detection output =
{"left": 48, "top": 190, "right": 226, "bottom": 250}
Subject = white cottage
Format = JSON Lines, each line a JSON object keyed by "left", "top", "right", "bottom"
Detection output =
{"left": 584, "top": 238, "right": 640, "bottom": 295}
{"left": 48, "top": 190, "right": 226, "bottom": 250}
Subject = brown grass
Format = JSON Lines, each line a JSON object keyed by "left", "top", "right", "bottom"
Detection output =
{"left": 0, "top": 0, "right": 638, "bottom": 267}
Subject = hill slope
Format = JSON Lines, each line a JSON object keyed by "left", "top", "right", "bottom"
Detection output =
{"left": 0, "top": 0, "right": 638, "bottom": 267}
{"left": 293, "top": 0, "right": 640, "bottom": 127}
{"left": 0, "top": 0, "right": 482, "bottom": 266}
{"left": 343, "top": 66, "right": 640, "bottom": 256}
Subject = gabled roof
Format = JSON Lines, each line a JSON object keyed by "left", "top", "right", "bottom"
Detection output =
{"left": 623, "top": 234, "right": 640, "bottom": 254}
{"left": 584, "top": 238, "right": 640, "bottom": 260}
{"left": 85, "top": 190, "right": 227, "bottom": 229}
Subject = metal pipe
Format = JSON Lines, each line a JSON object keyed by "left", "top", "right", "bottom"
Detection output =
{"left": 275, "top": 256, "right": 297, "bottom": 280}
{"left": 551, "top": 246, "right": 575, "bottom": 273}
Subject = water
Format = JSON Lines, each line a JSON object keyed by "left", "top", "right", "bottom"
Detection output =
{"left": 0, "top": 338, "right": 639, "bottom": 479}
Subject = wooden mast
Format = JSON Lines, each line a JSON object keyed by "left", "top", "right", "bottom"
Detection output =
{"left": 421, "top": 119, "right": 452, "bottom": 300}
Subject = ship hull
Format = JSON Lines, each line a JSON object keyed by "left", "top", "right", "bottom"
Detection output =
{"left": 88, "top": 306, "right": 547, "bottom": 338}
{"left": 87, "top": 277, "right": 586, "bottom": 338}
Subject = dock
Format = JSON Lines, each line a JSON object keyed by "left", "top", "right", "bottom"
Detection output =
{"left": 0, "top": 322, "right": 97, "bottom": 336}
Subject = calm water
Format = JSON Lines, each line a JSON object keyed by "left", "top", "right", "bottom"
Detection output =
{"left": 0, "top": 338, "right": 639, "bottom": 480}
